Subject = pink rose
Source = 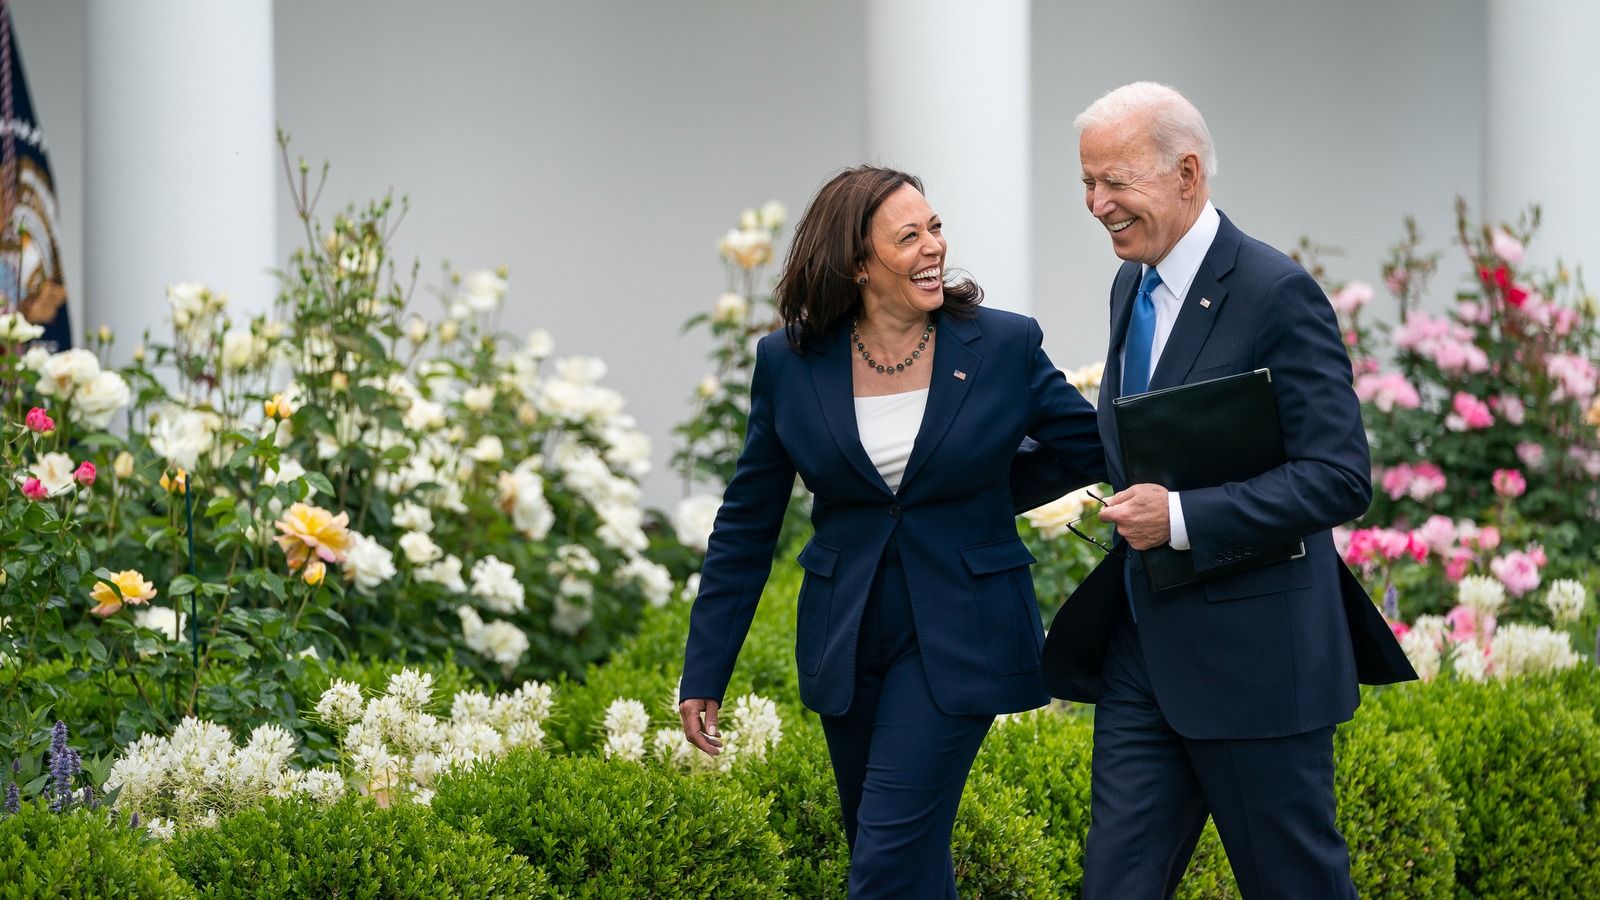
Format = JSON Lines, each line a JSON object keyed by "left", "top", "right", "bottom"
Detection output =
{"left": 74, "top": 461, "right": 97, "bottom": 487}
{"left": 22, "top": 477, "right": 47, "bottom": 500}
{"left": 1490, "top": 550, "right": 1541, "bottom": 597}
{"left": 1546, "top": 354, "right": 1597, "bottom": 404}
{"left": 1495, "top": 395, "right": 1526, "bottom": 426}
{"left": 1356, "top": 372, "right": 1421, "bottom": 413}
{"left": 1491, "top": 229, "right": 1525, "bottom": 265}
{"left": 1515, "top": 441, "right": 1545, "bottom": 469}
{"left": 1445, "top": 392, "right": 1494, "bottom": 431}
{"left": 1416, "top": 515, "right": 1457, "bottom": 555}
{"left": 1331, "top": 281, "right": 1374, "bottom": 316}
{"left": 1529, "top": 544, "right": 1548, "bottom": 567}
{"left": 24, "top": 407, "right": 54, "bottom": 434}
{"left": 1389, "top": 620, "right": 1411, "bottom": 639}
{"left": 1476, "top": 526, "right": 1502, "bottom": 552}
{"left": 1491, "top": 468, "right": 1526, "bottom": 499}
{"left": 1408, "top": 463, "right": 1448, "bottom": 501}
{"left": 1444, "top": 549, "right": 1474, "bottom": 583}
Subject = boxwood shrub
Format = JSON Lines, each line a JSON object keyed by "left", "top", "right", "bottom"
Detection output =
{"left": 165, "top": 796, "right": 548, "bottom": 898}
{"left": 0, "top": 800, "right": 195, "bottom": 899}
{"left": 431, "top": 750, "right": 786, "bottom": 898}
{"left": 1362, "top": 678, "right": 1600, "bottom": 898}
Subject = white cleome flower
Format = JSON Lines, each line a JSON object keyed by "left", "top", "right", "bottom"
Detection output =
{"left": 70, "top": 370, "right": 133, "bottom": 430}
{"left": 1544, "top": 579, "right": 1588, "bottom": 624}
{"left": 1399, "top": 629, "right": 1442, "bottom": 682}
{"left": 603, "top": 698, "right": 651, "bottom": 737}
{"left": 673, "top": 493, "right": 722, "bottom": 554}
{"left": 1456, "top": 574, "right": 1506, "bottom": 618}
{"left": 1489, "top": 623, "right": 1585, "bottom": 679}
{"left": 1449, "top": 641, "right": 1490, "bottom": 682}
{"left": 470, "top": 555, "right": 526, "bottom": 614}
{"left": 315, "top": 680, "right": 367, "bottom": 726}
{"left": 345, "top": 532, "right": 398, "bottom": 591}
{"left": 603, "top": 731, "right": 647, "bottom": 763}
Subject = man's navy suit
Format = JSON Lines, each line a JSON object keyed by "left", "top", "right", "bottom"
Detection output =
{"left": 682, "top": 306, "right": 1104, "bottom": 897}
{"left": 1031, "top": 212, "right": 1415, "bottom": 899}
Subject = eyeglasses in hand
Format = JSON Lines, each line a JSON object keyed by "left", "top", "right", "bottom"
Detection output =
{"left": 1064, "top": 490, "right": 1125, "bottom": 559}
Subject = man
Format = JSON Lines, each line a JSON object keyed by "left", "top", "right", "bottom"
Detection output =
{"left": 1039, "top": 82, "right": 1416, "bottom": 899}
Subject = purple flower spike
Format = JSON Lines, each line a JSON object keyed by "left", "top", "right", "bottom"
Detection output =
{"left": 4, "top": 782, "right": 18, "bottom": 815}
{"left": 81, "top": 784, "right": 97, "bottom": 810}
{"left": 129, "top": 811, "right": 141, "bottom": 830}
{"left": 1382, "top": 584, "right": 1399, "bottom": 619}
{"left": 48, "top": 720, "right": 79, "bottom": 812}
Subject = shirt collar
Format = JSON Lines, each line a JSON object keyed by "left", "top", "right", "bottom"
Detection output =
{"left": 1145, "top": 201, "right": 1220, "bottom": 302}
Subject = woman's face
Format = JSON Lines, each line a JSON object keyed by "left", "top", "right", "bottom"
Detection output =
{"left": 858, "top": 184, "right": 946, "bottom": 318}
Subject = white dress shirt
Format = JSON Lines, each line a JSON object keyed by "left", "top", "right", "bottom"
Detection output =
{"left": 1119, "top": 201, "right": 1220, "bottom": 552}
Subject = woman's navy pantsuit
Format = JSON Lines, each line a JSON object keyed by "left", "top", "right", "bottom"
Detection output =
{"left": 681, "top": 307, "right": 1104, "bottom": 896}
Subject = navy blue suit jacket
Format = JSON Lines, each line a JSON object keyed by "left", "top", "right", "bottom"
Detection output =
{"left": 1036, "top": 212, "right": 1414, "bottom": 740}
{"left": 681, "top": 307, "right": 1106, "bottom": 717}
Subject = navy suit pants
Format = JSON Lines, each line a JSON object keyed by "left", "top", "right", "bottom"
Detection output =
{"left": 820, "top": 540, "right": 993, "bottom": 899}
{"left": 1083, "top": 608, "right": 1357, "bottom": 900}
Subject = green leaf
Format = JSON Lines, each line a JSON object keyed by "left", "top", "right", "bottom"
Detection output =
{"left": 169, "top": 575, "right": 201, "bottom": 597}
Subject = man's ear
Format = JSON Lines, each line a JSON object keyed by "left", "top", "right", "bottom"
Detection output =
{"left": 1178, "top": 152, "right": 1203, "bottom": 198}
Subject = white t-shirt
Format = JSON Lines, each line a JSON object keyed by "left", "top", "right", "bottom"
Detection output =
{"left": 854, "top": 388, "right": 930, "bottom": 493}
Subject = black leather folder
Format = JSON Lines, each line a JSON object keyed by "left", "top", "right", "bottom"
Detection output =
{"left": 1111, "top": 368, "right": 1305, "bottom": 591}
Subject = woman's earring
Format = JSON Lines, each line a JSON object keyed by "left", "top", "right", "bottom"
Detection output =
{"left": 856, "top": 275, "right": 868, "bottom": 285}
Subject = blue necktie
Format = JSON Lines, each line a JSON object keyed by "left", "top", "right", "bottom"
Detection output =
{"left": 1122, "top": 267, "right": 1163, "bottom": 397}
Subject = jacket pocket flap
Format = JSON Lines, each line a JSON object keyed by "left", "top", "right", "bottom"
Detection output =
{"left": 797, "top": 540, "right": 840, "bottom": 578}
{"left": 961, "top": 538, "right": 1037, "bottom": 575}
{"left": 1204, "top": 554, "right": 1312, "bottom": 602}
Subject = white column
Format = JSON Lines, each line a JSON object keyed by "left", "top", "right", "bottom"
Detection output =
{"left": 865, "top": 0, "right": 1031, "bottom": 313}
{"left": 1485, "top": 0, "right": 1600, "bottom": 278}
{"left": 85, "top": 0, "right": 275, "bottom": 361}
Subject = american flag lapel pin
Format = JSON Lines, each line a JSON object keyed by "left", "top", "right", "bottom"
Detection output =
{"left": 953, "top": 369, "right": 967, "bottom": 380}
{"left": 1199, "top": 297, "right": 1212, "bottom": 309}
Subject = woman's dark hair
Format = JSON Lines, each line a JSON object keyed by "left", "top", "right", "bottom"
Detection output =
{"left": 775, "top": 165, "right": 982, "bottom": 351}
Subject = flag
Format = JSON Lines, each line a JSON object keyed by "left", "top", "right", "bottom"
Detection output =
{"left": 0, "top": 0, "right": 70, "bottom": 351}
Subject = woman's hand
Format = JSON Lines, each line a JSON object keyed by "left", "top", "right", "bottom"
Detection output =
{"left": 679, "top": 697, "right": 724, "bottom": 756}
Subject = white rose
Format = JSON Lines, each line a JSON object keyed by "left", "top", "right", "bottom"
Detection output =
{"left": 553, "top": 356, "right": 606, "bottom": 386}
{"left": 403, "top": 398, "right": 447, "bottom": 432}
{"left": 0, "top": 311, "right": 45, "bottom": 343}
{"left": 166, "top": 282, "right": 211, "bottom": 328}
{"left": 221, "top": 328, "right": 262, "bottom": 372}
{"left": 497, "top": 467, "right": 554, "bottom": 540}
{"left": 551, "top": 594, "right": 594, "bottom": 636}
{"left": 603, "top": 427, "right": 652, "bottom": 480}
{"left": 697, "top": 375, "right": 721, "bottom": 399}
{"left": 470, "top": 555, "right": 526, "bottom": 614}
{"left": 399, "top": 530, "right": 443, "bottom": 565}
{"left": 466, "top": 435, "right": 504, "bottom": 465}
{"left": 148, "top": 405, "right": 219, "bottom": 470}
{"left": 1022, "top": 487, "right": 1096, "bottom": 539}
{"left": 393, "top": 500, "right": 435, "bottom": 533}
{"left": 134, "top": 606, "right": 187, "bottom": 642}
{"left": 673, "top": 493, "right": 723, "bottom": 554}
{"left": 619, "top": 557, "right": 674, "bottom": 608}
{"left": 713, "top": 292, "right": 749, "bottom": 325}
{"left": 462, "top": 385, "right": 495, "bottom": 413}
{"left": 21, "top": 346, "right": 49, "bottom": 372}
{"left": 758, "top": 200, "right": 787, "bottom": 230}
{"left": 71, "top": 371, "right": 132, "bottom": 430}
{"left": 526, "top": 329, "right": 554, "bottom": 359}
{"left": 418, "top": 555, "right": 467, "bottom": 593}
{"left": 35, "top": 349, "right": 100, "bottom": 398}
{"left": 460, "top": 270, "right": 508, "bottom": 313}
{"left": 404, "top": 315, "right": 429, "bottom": 345}
{"left": 28, "top": 452, "right": 77, "bottom": 494}
{"left": 345, "top": 532, "right": 397, "bottom": 591}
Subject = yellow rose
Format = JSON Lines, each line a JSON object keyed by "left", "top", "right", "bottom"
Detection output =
{"left": 274, "top": 502, "right": 353, "bottom": 574}
{"left": 90, "top": 570, "right": 158, "bottom": 617}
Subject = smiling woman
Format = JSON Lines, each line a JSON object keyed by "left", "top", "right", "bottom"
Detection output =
{"left": 678, "top": 163, "right": 1107, "bottom": 897}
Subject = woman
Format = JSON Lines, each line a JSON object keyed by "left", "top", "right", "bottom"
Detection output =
{"left": 679, "top": 166, "right": 1104, "bottom": 897}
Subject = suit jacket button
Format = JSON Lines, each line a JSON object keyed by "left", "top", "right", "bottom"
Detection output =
{"left": 889, "top": 504, "right": 902, "bottom": 517}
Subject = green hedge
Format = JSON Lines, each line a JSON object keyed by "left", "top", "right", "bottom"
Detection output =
{"left": 1365, "top": 678, "right": 1600, "bottom": 899}
{"left": 0, "top": 801, "right": 195, "bottom": 899}
{"left": 166, "top": 796, "right": 548, "bottom": 898}
{"left": 431, "top": 750, "right": 787, "bottom": 899}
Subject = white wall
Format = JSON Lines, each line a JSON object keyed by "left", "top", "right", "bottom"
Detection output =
{"left": 273, "top": 0, "right": 867, "bottom": 509}
{"left": 1032, "top": 0, "right": 1486, "bottom": 372}
{"left": 8, "top": 0, "right": 1555, "bottom": 512}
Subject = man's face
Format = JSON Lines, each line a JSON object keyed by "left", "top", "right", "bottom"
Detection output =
{"left": 1079, "top": 116, "right": 1198, "bottom": 266}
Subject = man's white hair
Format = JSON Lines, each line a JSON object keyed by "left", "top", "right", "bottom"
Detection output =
{"left": 1074, "top": 81, "right": 1218, "bottom": 178}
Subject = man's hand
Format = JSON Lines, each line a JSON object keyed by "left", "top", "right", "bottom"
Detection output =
{"left": 679, "top": 697, "right": 723, "bottom": 757}
{"left": 1098, "top": 483, "right": 1171, "bottom": 550}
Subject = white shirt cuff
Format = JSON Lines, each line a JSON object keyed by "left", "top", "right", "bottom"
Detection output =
{"left": 1167, "top": 491, "right": 1190, "bottom": 551}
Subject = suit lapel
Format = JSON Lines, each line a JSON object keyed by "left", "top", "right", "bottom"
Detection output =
{"left": 1149, "top": 212, "right": 1242, "bottom": 391}
{"left": 809, "top": 325, "right": 894, "bottom": 495}
{"left": 899, "top": 311, "right": 981, "bottom": 493}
